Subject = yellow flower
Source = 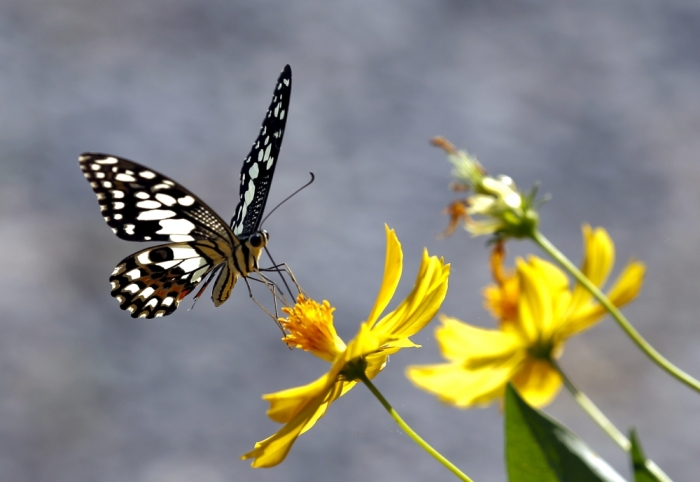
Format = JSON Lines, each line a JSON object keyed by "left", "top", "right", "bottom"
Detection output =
{"left": 406, "top": 225, "right": 645, "bottom": 408}
{"left": 241, "top": 226, "right": 450, "bottom": 467}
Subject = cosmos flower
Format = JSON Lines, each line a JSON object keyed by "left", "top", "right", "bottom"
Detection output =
{"left": 407, "top": 225, "right": 645, "bottom": 408}
{"left": 242, "top": 226, "right": 450, "bottom": 467}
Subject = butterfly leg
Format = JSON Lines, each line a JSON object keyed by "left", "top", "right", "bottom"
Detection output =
{"left": 244, "top": 276, "right": 285, "bottom": 333}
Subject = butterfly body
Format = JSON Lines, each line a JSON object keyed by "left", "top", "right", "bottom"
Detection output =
{"left": 80, "top": 65, "right": 291, "bottom": 318}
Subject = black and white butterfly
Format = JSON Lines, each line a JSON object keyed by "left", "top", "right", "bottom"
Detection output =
{"left": 79, "top": 65, "right": 292, "bottom": 318}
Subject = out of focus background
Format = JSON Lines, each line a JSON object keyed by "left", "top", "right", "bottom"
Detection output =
{"left": 2, "top": 1, "right": 700, "bottom": 480}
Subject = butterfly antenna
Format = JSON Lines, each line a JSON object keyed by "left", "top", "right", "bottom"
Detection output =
{"left": 260, "top": 172, "right": 315, "bottom": 228}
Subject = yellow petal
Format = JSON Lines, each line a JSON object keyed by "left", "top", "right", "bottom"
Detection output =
{"left": 264, "top": 370, "right": 336, "bottom": 423}
{"left": 374, "top": 250, "right": 450, "bottom": 338}
{"left": 406, "top": 351, "right": 524, "bottom": 408}
{"left": 562, "top": 260, "right": 646, "bottom": 338}
{"left": 243, "top": 369, "right": 338, "bottom": 468}
{"left": 510, "top": 358, "right": 562, "bottom": 408}
{"left": 517, "top": 258, "right": 554, "bottom": 342}
{"left": 241, "top": 403, "right": 315, "bottom": 468}
{"left": 569, "top": 225, "right": 614, "bottom": 313}
{"left": 243, "top": 359, "right": 352, "bottom": 468}
{"left": 366, "top": 225, "right": 403, "bottom": 326}
{"left": 605, "top": 260, "right": 645, "bottom": 306}
{"left": 435, "top": 316, "right": 523, "bottom": 366}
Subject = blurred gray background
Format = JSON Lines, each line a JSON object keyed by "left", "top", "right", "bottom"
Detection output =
{"left": 1, "top": 0, "right": 699, "bottom": 480}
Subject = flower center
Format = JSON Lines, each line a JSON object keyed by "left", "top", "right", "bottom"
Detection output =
{"left": 280, "top": 295, "right": 346, "bottom": 363}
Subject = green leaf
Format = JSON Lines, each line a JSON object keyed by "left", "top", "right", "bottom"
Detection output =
{"left": 629, "top": 429, "right": 672, "bottom": 482}
{"left": 505, "top": 384, "right": 625, "bottom": 482}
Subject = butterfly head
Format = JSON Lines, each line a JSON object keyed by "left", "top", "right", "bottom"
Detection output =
{"left": 248, "top": 230, "right": 269, "bottom": 248}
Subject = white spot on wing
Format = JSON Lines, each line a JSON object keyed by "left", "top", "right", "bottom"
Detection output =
{"left": 157, "top": 260, "right": 180, "bottom": 270}
{"left": 245, "top": 180, "right": 255, "bottom": 205}
{"left": 136, "top": 200, "right": 162, "bottom": 209}
{"left": 95, "top": 172, "right": 106, "bottom": 179}
{"left": 135, "top": 192, "right": 150, "bottom": 200}
{"left": 115, "top": 173, "right": 136, "bottom": 182}
{"left": 139, "top": 287, "right": 155, "bottom": 299}
{"left": 169, "top": 246, "right": 198, "bottom": 259}
{"left": 137, "top": 251, "right": 151, "bottom": 264}
{"left": 102, "top": 181, "right": 112, "bottom": 188}
{"left": 113, "top": 202, "right": 124, "bottom": 210}
{"left": 155, "top": 193, "right": 177, "bottom": 206}
{"left": 124, "top": 224, "right": 135, "bottom": 234}
{"left": 280, "top": 109, "right": 286, "bottom": 120}
{"left": 126, "top": 268, "right": 142, "bottom": 280}
{"left": 124, "top": 283, "right": 140, "bottom": 294}
{"left": 139, "top": 170, "right": 156, "bottom": 179}
{"left": 162, "top": 297, "right": 174, "bottom": 307}
{"left": 177, "top": 195, "right": 195, "bottom": 206}
{"left": 169, "top": 234, "right": 194, "bottom": 242}
{"left": 111, "top": 190, "right": 125, "bottom": 199}
{"left": 114, "top": 213, "right": 123, "bottom": 220}
{"left": 180, "top": 257, "right": 207, "bottom": 273}
{"left": 156, "top": 219, "right": 195, "bottom": 235}
{"left": 137, "top": 209, "right": 176, "bottom": 221}
{"left": 249, "top": 163, "right": 259, "bottom": 179}
{"left": 95, "top": 157, "right": 118, "bottom": 165}
{"left": 90, "top": 164, "right": 101, "bottom": 171}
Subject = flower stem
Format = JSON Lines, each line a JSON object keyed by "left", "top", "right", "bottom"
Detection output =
{"left": 551, "top": 361, "right": 672, "bottom": 482}
{"left": 531, "top": 229, "right": 700, "bottom": 394}
{"left": 358, "top": 373, "right": 473, "bottom": 482}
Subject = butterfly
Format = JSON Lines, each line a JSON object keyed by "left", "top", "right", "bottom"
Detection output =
{"left": 79, "top": 64, "right": 292, "bottom": 318}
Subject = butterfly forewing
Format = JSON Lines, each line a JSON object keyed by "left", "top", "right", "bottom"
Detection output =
{"left": 79, "top": 153, "right": 233, "bottom": 244}
{"left": 231, "top": 64, "right": 292, "bottom": 236}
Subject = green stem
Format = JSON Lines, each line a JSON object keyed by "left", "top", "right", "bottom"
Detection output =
{"left": 359, "top": 373, "right": 474, "bottom": 482}
{"left": 552, "top": 361, "right": 672, "bottom": 482}
{"left": 531, "top": 230, "right": 700, "bottom": 394}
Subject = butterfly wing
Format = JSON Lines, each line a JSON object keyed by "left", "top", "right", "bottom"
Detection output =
{"left": 110, "top": 241, "right": 227, "bottom": 318}
{"left": 80, "top": 153, "right": 240, "bottom": 317}
{"left": 79, "top": 153, "right": 234, "bottom": 244}
{"left": 231, "top": 64, "right": 292, "bottom": 236}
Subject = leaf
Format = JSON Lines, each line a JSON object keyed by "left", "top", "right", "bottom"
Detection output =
{"left": 629, "top": 429, "right": 672, "bottom": 482}
{"left": 505, "top": 383, "right": 625, "bottom": 482}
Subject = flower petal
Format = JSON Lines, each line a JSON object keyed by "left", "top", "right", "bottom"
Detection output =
{"left": 374, "top": 250, "right": 450, "bottom": 339}
{"left": 366, "top": 225, "right": 403, "bottom": 326}
{"left": 510, "top": 358, "right": 562, "bottom": 408}
{"left": 406, "top": 351, "right": 524, "bottom": 408}
{"left": 434, "top": 316, "right": 523, "bottom": 365}
{"left": 517, "top": 258, "right": 554, "bottom": 342}
{"left": 562, "top": 260, "right": 646, "bottom": 338}
{"left": 569, "top": 225, "right": 614, "bottom": 313}
{"left": 243, "top": 360, "right": 352, "bottom": 468}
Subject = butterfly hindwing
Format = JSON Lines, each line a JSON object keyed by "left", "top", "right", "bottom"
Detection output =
{"left": 231, "top": 64, "right": 292, "bottom": 236}
{"left": 109, "top": 241, "right": 227, "bottom": 318}
{"left": 79, "top": 153, "right": 233, "bottom": 244}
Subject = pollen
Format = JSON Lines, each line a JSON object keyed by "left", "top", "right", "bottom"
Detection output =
{"left": 281, "top": 295, "right": 346, "bottom": 362}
